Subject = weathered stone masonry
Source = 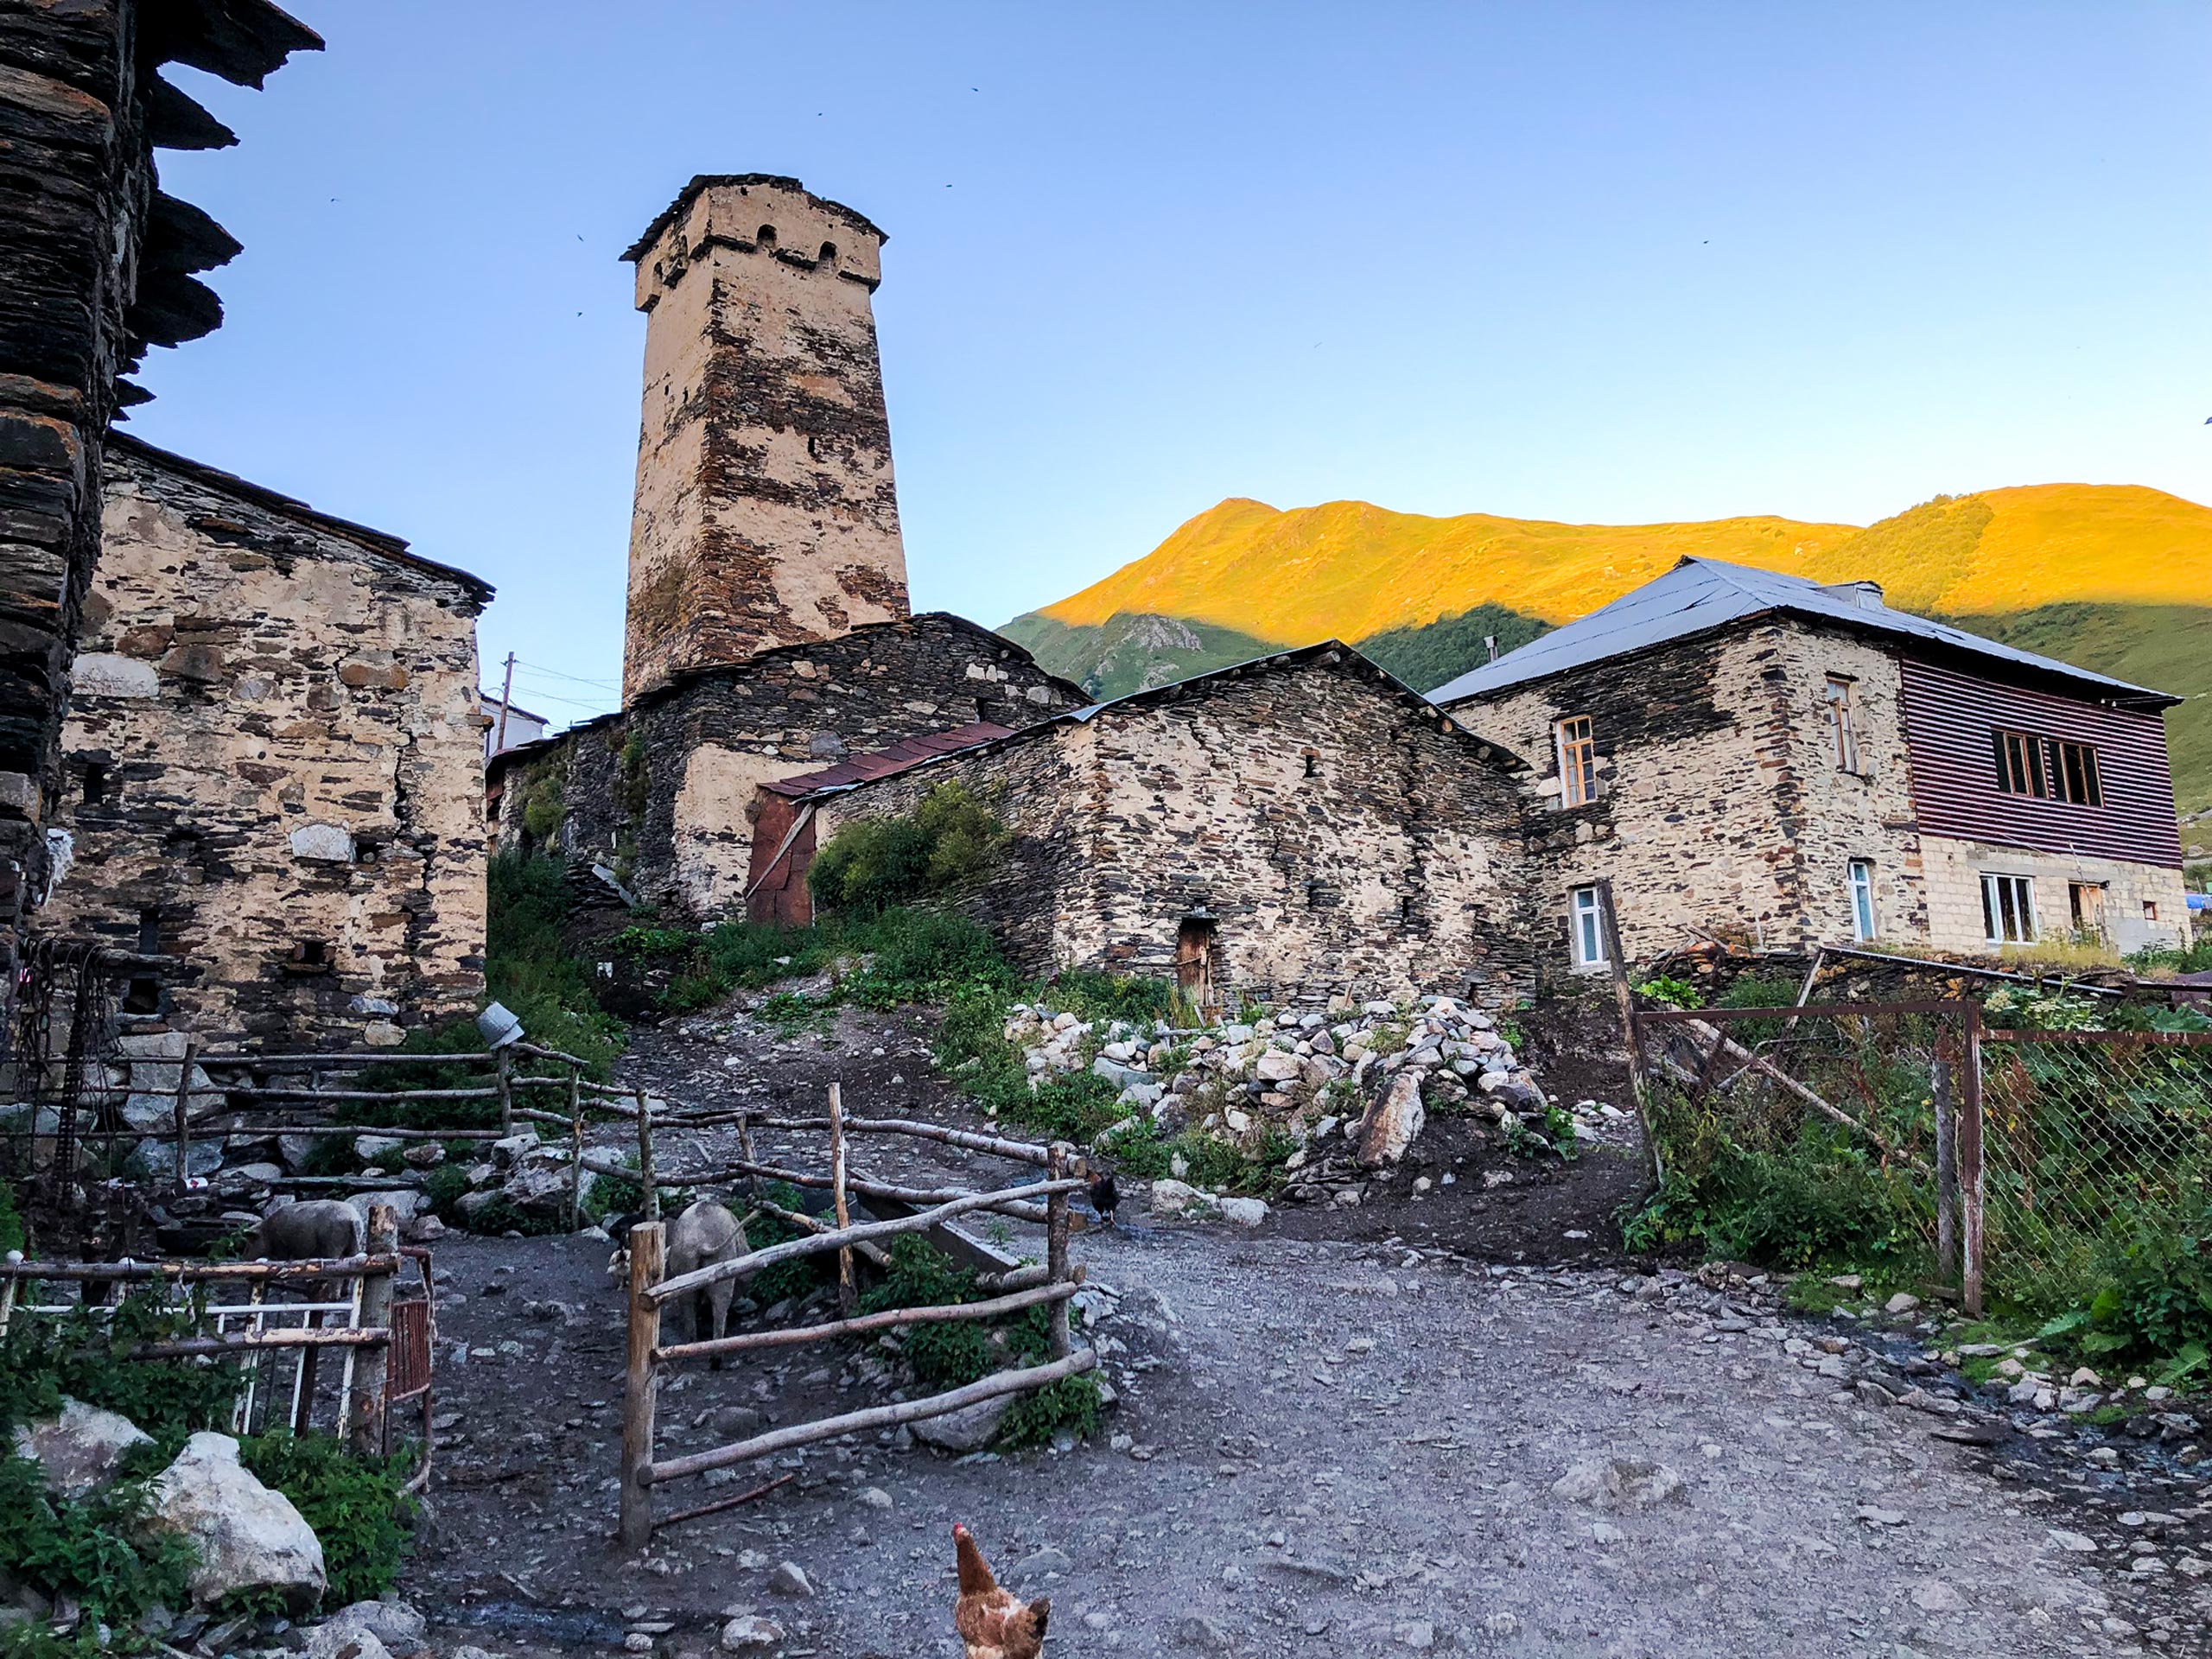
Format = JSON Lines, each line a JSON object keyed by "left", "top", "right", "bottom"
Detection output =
{"left": 622, "top": 175, "right": 909, "bottom": 703}
{"left": 0, "top": 0, "right": 316, "bottom": 982}
{"left": 488, "top": 613, "right": 1084, "bottom": 923}
{"left": 43, "top": 437, "right": 491, "bottom": 1048}
{"left": 772, "top": 650, "right": 1540, "bottom": 1011}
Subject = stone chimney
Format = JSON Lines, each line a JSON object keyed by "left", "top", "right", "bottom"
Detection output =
{"left": 620, "top": 175, "right": 910, "bottom": 703}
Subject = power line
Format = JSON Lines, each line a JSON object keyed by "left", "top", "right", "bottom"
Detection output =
{"left": 513, "top": 658, "right": 622, "bottom": 690}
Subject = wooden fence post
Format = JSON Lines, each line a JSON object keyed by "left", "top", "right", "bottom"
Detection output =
{"left": 619, "top": 1220, "right": 664, "bottom": 1552}
{"left": 1596, "top": 878, "right": 1662, "bottom": 1187}
{"left": 1958, "top": 1001, "right": 1986, "bottom": 1317}
{"left": 829, "top": 1083, "right": 855, "bottom": 1315}
{"left": 495, "top": 1046, "right": 514, "bottom": 1138}
{"left": 735, "top": 1110, "right": 760, "bottom": 1201}
{"left": 634, "top": 1088, "right": 658, "bottom": 1221}
{"left": 1932, "top": 1033, "right": 1959, "bottom": 1287}
{"left": 170, "top": 1037, "right": 197, "bottom": 1198}
{"left": 350, "top": 1202, "right": 397, "bottom": 1453}
{"left": 1046, "top": 1143, "right": 1071, "bottom": 1360}
{"left": 567, "top": 1065, "right": 585, "bottom": 1231}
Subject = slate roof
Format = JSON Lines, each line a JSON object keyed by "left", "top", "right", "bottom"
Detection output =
{"left": 771, "top": 640, "right": 1527, "bottom": 805}
{"left": 1426, "top": 557, "right": 2177, "bottom": 711}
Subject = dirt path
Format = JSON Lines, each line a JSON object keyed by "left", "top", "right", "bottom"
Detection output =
{"left": 399, "top": 1005, "right": 2211, "bottom": 1657}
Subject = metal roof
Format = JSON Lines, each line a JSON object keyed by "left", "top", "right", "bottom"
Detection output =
{"left": 761, "top": 722, "right": 1018, "bottom": 798}
{"left": 1426, "top": 556, "right": 2177, "bottom": 710}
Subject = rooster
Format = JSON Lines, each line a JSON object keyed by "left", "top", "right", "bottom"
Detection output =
{"left": 953, "top": 1522, "right": 1051, "bottom": 1659}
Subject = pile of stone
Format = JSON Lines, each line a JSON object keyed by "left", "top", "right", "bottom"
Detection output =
{"left": 1003, "top": 993, "right": 1550, "bottom": 1173}
{"left": 8, "top": 1399, "right": 501, "bottom": 1657}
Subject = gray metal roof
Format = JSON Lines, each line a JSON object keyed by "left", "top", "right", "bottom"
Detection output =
{"left": 1426, "top": 557, "right": 2177, "bottom": 710}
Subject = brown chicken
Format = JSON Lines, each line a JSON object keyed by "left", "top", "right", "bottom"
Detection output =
{"left": 953, "top": 1522, "right": 1051, "bottom": 1659}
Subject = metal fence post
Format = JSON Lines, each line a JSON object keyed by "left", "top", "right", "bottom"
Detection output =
{"left": 619, "top": 1220, "right": 664, "bottom": 1552}
{"left": 1959, "top": 1001, "right": 1986, "bottom": 1317}
{"left": 1932, "top": 1030, "right": 1959, "bottom": 1287}
{"left": 1046, "top": 1143, "right": 1072, "bottom": 1361}
{"left": 350, "top": 1202, "right": 397, "bottom": 1454}
{"left": 170, "top": 1037, "right": 197, "bottom": 1198}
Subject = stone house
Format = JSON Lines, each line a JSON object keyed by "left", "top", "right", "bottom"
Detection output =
{"left": 486, "top": 174, "right": 1090, "bottom": 919}
{"left": 1428, "top": 557, "right": 2190, "bottom": 971}
{"left": 0, "top": 0, "right": 317, "bottom": 1015}
{"left": 486, "top": 612, "right": 1084, "bottom": 918}
{"left": 42, "top": 435, "right": 493, "bottom": 1048}
{"left": 745, "top": 645, "right": 1538, "bottom": 1013}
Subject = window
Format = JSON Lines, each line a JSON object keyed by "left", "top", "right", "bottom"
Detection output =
{"left": 1993, "top": 729, "right": 2101, "bottom": 805}
{"left": 1824, "top": 677, "right": 1859, "bottom": 772}
{"left": 1301, "top": 750, "right": 1319, "bottom": 779}
{"left": 1569, "top": 885, "right": 1607, "bottom": 969}
{"left": 1556, "top": 716, "right": 1598, "bottom": 806}
{"left": 1980, "top": 873, "right": 2037, "bottom": 945}
{"left": 2069, "top": 881, "right": 2107, "bottom": 941}
{"left": 1847, "top": 860, "right": 1877, "bottom": 941}
{"left": 80, "top": 763, "right": 108, "bottom": 805}
{"left": 2145, "top": 900, "right": 2159, "bottom": 925}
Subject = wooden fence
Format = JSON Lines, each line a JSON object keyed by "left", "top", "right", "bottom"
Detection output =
{"left": 0, "top": 1201, "right": 437, "bottom": 1478}
{"left": 609, "top": 1086, "right": 1096, "bottom": 1549}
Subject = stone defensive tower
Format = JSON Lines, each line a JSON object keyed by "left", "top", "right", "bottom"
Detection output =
{"left": 620, "top": 175, "right": 910, "bottom": 703}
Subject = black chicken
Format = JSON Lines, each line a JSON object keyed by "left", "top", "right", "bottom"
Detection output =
{"left": 1087, "top": 1171, "right": 1120, "bottom": 1230}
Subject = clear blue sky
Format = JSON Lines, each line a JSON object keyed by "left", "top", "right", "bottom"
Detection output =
{"left": 137, "top": 3, "right": 2212, "bottom": 728}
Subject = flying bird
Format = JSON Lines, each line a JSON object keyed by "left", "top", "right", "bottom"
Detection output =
{"left": 953, "top": 1523, "right": 1050, "bottom": 1659}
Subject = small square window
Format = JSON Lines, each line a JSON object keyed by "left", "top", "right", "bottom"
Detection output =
{"left": 1980, "top": 873, "right": 2037, "bottom": 945}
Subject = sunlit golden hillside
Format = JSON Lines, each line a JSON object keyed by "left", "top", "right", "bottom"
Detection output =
{"left": 1003, "top": 484, "right": 2212, "bottom": 833}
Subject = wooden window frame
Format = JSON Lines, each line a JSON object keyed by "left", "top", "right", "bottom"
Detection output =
{"left": 1992, "top": 728, "right": 2101, "bottom": 806}
{"left": 1824, "top": 677, "right": 1859, "bottom": 773}
{"left": 1556, "top": 715, "right": 1598, "bottom": 807}
{"left": 1980, "top": 872, "right": 2037, "bottom": 945}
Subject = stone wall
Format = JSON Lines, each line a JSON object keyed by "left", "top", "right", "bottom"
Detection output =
{"left": 0, "top": 0, "right": 315, "bottom": 967}
{"left": 41, "top": 439, "right": 490, "bottom": 1048}
{"left": 1465, "top": 622, "right": 1929, "bottom": 973}
{"left": 798, "top": 651, "right": 1538, "bottom": 1010}
{"left": 491, "top": 613, "right": 1083, "bottom": 921}
{"left": 621, "top": 175, "right": 908, "bottom": 702}
{"left": 1919, "top": 836, "right": 2188, "bottom": 958}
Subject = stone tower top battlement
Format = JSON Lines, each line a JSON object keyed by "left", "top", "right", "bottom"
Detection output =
{"left": 619, "top": 173, "right": 910, "bottom": 704}
{"left": 624, "top": 175, "right": 887, "bottom": 309}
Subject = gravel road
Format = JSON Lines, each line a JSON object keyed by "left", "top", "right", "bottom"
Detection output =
{"left": 396, "top": 1002, "right": 2209, "bottom": 1658}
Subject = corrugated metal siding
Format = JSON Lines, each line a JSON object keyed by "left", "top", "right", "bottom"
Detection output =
{"left": 1899, "top": 658, "right": 2183, "bottom": 868}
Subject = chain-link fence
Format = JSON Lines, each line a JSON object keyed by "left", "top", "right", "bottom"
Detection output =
{"left": 1630, "top": 995, "right": 2212, "bottom": 1316}
{"left": 1631, "top": 1001, "right": 1954, "bottom": 1281}
{"left": 1978, "top": 1027, "right": 2212, "bottom": 1309}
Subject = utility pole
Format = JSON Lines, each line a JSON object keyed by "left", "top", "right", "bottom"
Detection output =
{"left": 492, "top": 651, "right": 516, "bottom": 754}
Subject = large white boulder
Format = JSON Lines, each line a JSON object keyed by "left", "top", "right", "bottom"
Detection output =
{"left": 146, "top": 1432, "right": 327, "bottom": 1611}
{"left": 1357, "top": 1071, "right": 1427, "bottom": 1166}
{"left": 11, "top": 1397, "right": 150, "bottom": 1496}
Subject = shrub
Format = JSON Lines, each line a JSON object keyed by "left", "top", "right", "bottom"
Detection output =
{"left": 238, "top": 1432, "right": 414, "bottom": 1605}
{"left": 0, "top": 1178, "right": 22, "bottom": 1255}
{"left": 807, "top": 784, "right": 1007, "bottom": 918}
{"left": 0, "top": 1452, "right": 194, "bottom": 1653}
{"left": 0, "top": 1295, "right": 244, "bottom": 1445}
{"left": 997, "top": 1373, "right": 1103, "bottom": 1449}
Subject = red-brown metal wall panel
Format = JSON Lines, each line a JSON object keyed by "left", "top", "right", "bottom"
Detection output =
{"left": 1899, "top": 658, "right": 2182, "bottom": 868}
